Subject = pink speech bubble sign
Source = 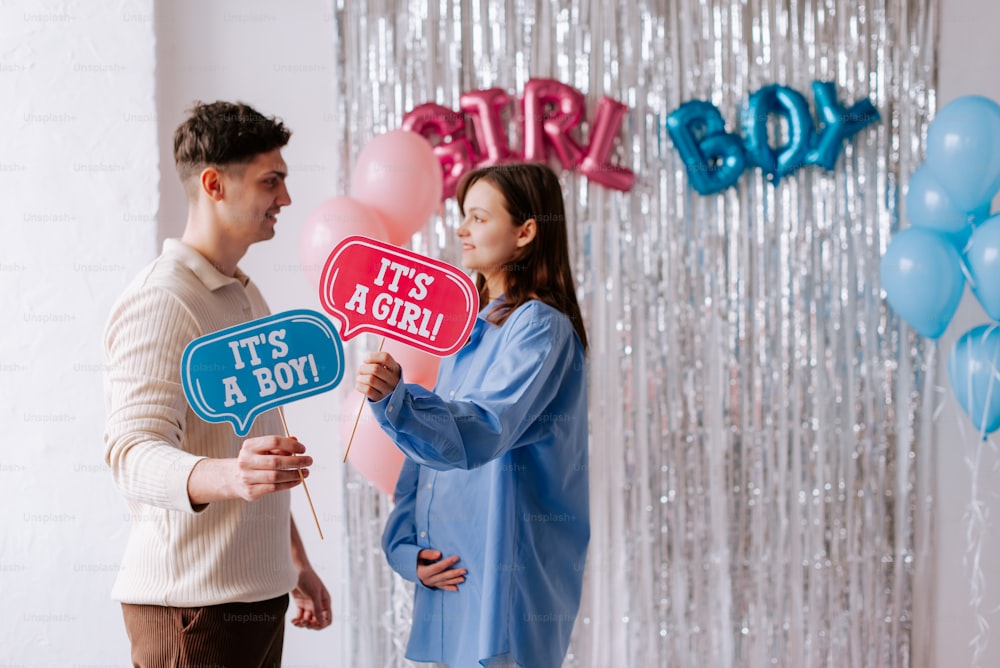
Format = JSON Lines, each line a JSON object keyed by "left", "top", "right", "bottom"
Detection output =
{"left": 319, "top": 236, "right": 479, "bottom": 356}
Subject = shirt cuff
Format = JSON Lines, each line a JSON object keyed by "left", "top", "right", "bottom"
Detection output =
{"left": 170, "top": 452, "right": 208, "bottom": 513}
{"left": 386, "top": 542, "right": 422, "bottom": 582}
{"left": 372, "top": 379, "right": 408, "bottom": 428}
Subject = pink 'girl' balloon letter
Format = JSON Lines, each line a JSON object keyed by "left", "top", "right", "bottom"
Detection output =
{"left": 460, "top": 88, "right": 512, "bottom": 167}
{"left": 522, "top": 78, "right": 586, "bottom": 168}
{"left": 579, "top": 97, "right": 636, "bottom": 191}
{"left": 402, "top": 103, "right": 476, "bottom": 200}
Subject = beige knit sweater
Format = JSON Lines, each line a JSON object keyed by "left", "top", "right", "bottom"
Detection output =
{"left": 103, "top": 239, "right": 297, "bottom": 606}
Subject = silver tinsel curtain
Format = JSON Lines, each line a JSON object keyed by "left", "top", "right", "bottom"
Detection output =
{"left": 328, "top": 1, "right": 939, "bottom": 666}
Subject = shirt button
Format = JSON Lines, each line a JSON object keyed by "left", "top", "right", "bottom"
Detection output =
{"left": 449, "top": 390, "right": 455, "bottom": 398}
{"left": 426, "top": 482, "right": 433, "bottom": 489}
{"left": 387, "top": 406, "right": 393, "bottom": 413}
{"left": 420, "top": 531, "right": 427, "bottom": 538}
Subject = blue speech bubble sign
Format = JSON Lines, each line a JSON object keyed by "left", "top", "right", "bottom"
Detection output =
{"left": 181, "top": 309, "right": 345, "bottom": 436}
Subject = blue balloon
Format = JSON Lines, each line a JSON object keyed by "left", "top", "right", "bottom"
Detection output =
{"left": 880, "top": 226, "right": 965, "bottom": 338}
{"left": 806, "top": 81, "right": 880, "bottom": 171}
{"left": 964, "top": 213, "right": 1000, "bottom": 320}
{"left": 948, "top": 324, "right": 1000, "bottom": 435}
{"left": 971, "top": 203, "right": 993, "bottom": 226}
{"left": 743, "top": 85, "right": 812, "bottom": 183}
{"left": 665, "top": 100, "right": 746, "bottom": 195}
{"left": 925, "top": 95, "right": 1000, "bottom": 214}
{"left": 905, "top": 162, "right": 973, "bottom": 249}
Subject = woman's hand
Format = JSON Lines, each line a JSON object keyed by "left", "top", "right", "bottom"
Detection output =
{"left": 416, "top": 548, "right": 466, "bottom": 591}
{"left": 355, "top": 351, "right": 402, "bottom": 402}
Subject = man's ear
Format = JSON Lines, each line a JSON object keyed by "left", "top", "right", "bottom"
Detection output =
{"left": 200, "top": 166, "right": 224, "bottom": 201}
{"left": 516, "top": 218, "right": 537, "bottom": 248}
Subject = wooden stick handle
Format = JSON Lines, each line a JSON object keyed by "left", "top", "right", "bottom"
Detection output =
{"left": 278, "top": 407, "right": 324, "bottom": 541}
{"left": 343, "top": 337, "right": 386, "bottom": 463}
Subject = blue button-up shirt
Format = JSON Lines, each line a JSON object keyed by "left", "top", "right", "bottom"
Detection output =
{"left": 372, "top": 299, "right": 590, "bottom": 668}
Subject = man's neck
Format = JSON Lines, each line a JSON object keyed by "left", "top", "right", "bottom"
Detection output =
{"left": 181, "top": 224, "right": 246, "bottom": 278}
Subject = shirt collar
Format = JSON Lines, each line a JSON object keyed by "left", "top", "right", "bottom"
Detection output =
{"left": 466, "top": 296, "right": 505, "bottom": 347}
{"left": 478, "top": 295, "right": 505, "bottom": 319}
{"left": 162, "top": 238, "right": 250, "bottom": 291}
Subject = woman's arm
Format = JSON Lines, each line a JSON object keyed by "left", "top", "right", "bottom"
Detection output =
{"left": 358, "top": 303, "right": 578, "bottom": 470}
{"left": 381, "top": 457, "right": 424, "bottom": 582}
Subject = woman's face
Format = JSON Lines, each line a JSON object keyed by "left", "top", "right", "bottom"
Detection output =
{"left": 456, "top": 179, "right": 532, "bottom": 298}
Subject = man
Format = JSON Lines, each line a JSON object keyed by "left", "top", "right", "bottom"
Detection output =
{"left": 103, "top": 101, "right": 331, "bottom": 667}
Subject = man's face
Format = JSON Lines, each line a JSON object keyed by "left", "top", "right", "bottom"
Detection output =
{"left": 218, "top": 148, "right": 291, "bottom": 244}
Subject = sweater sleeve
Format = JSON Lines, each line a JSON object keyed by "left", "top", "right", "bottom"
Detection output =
{"left": 103, "top": 286, "right": 207, "bottom": 513}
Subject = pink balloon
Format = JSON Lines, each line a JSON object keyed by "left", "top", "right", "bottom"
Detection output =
{"left": 383, "top": 339, "right": 441, "bottom": 389}
{"left": 402, "top": 103, "right": 476, "bottom": 200}
{"left": 579, "top": 97, "right": 637, "bottom": 191}
{"left": 299, "top": 196, "right": 389, "bottom": 287}
{"left": 522, "top": 78, "right": 586, "bottom": 168}
{"left": 460, "top": 88, "right": 512, "bottom": 166}
{"left": 350, "top": 130, "right": 443, "bottom": 245}
{"left": 339, "top": 401, "right": 404, "bottom": 496}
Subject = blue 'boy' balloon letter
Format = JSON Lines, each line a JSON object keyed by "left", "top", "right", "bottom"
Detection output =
{"left": 743, "top": 85, "right": 813, "bottom": 183}
{"left": 665, "top": 100, "right": 746, "bottom": 195}
{"left": 806, "top": 81, "right": 880, "bottom": 170}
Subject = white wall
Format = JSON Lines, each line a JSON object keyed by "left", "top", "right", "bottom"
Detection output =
{"left": 1, "top": 1, "right": 160, "bottom": 665}
{"left": 2, "top": 1, "right": 1000, "bottom": 666}
{"left": 935, "top": 2, "right": 1000, "bottom": 667}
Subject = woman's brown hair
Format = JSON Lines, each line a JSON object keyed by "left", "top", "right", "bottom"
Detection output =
{"left": 455, "top": 163, "right": 588, "bottom": 351}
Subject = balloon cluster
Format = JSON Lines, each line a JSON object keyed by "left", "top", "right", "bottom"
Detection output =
{"left": 880, "top": 95, "right": 1000, "bottom": 434}
{"left": 299, "top": 130, "right": 444, "bottom": 493}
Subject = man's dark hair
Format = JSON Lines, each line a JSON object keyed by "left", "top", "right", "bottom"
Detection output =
{"left": 173, "top": 100, "right": 291, "bottom": 188}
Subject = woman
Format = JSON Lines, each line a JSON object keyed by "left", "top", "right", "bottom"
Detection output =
{"left": 356, "top": 163, "right": 590, "bottom": 668}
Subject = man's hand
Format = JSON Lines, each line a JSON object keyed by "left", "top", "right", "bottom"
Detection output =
{"left": 232, "top": 435, "right": 312, "bottom": 501}
{"left": 188, "top": 435, "right": 311, "bottom": 505}
{"left": 416, "top": 549, "right": 466, "bottom": 592}
{"left": 291, "top": 565, "right": 333, "bottom": 630}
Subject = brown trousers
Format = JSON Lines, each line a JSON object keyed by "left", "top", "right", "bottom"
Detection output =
{"left": 121, "top": 594, "right": 288, "bottom": 668}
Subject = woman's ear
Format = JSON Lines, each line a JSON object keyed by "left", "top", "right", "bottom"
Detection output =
{"left": 516, "top": 218, "right": 537, "bottom": 248}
